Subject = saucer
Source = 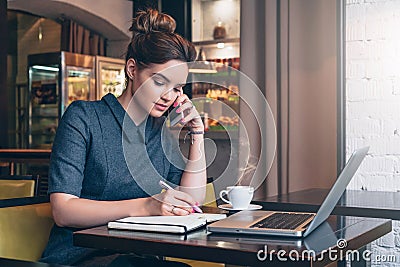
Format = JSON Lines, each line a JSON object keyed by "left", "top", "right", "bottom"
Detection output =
{"left": 218, "top": 204, "right": 263, "bottom": 211}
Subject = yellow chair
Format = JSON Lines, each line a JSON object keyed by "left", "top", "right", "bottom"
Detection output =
{"left": 0, "top": 180, "right": 36, "bottom": 200}
{"left": 167, "top": 180, "right": 224, "bottom": 267}
{"left": 203, "top": 182, "right": 217, "bottom": 208}
{"left": 0, "top": 200, "right": 54, "bottom": 261}
{"left": 0, "top": 175, "right": 39, "bottom": 200}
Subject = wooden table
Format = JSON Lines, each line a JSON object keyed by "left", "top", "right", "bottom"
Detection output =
{"left": 254, "top": 188, "right": 400, "bottom": 220}
{"left": 73, "top": 214, "right": 391, "bottom": 267}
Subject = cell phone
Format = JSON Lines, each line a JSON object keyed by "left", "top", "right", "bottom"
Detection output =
{"left": 168, "top": 103, "right": 184, "bottom": 127}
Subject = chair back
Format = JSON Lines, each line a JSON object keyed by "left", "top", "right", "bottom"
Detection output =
{"left": 0, "top": 175, "right": 39, "bottom": 199}
{"left": 0, "top": 197, "right": 54, "bottom": 261}
{"left": 204, "top": 177, "right": 217, "bottom": 208}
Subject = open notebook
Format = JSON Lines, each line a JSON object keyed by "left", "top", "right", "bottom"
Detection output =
{"left": 108, "top": 213, "right": 227, "bottom": 234}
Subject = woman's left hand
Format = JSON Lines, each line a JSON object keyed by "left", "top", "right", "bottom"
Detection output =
{"left": 174, "top": 94, "right": 204, "bottom": 132}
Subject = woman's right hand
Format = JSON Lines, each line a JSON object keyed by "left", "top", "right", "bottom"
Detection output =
{"left": 146, "top": 189, "right": 197, "bottom": 216}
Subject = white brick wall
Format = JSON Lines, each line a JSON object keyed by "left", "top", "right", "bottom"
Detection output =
{"left": 346, "top": 0, "right": 400, "bottom": 265}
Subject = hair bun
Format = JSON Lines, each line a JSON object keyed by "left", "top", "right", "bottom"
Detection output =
{"left": 130, "top": 9, "right": 176, "bottom": 35}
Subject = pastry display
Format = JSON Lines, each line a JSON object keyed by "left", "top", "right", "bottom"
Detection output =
{"left": 67, "top": 78, "right": 89, "bottom": 104}
{"left": 31, "top": 81, "right": 57, "bottom": 105}
{"left": 208, "top": 116, "right": 239, "bottom": 131}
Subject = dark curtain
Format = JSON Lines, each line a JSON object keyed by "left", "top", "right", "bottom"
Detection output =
{"left": 61, "top": 19, "right": 106, "bottom": 56}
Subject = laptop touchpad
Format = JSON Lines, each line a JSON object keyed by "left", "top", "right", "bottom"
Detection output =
{"left": 229, "top": 210, "right": 274, "bottom": 224}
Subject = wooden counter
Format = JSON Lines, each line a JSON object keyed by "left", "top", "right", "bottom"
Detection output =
{"left": 0, "top": 149, "right": 51, "bottom": 175}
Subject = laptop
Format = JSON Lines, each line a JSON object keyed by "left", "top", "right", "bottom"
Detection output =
{"left": 207, "top": 146, "right": 369, "bottom": 237}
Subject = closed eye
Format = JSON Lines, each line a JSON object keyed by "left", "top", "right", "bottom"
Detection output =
{"left": 154, "top": 80, "right": 165, "bottom": 86}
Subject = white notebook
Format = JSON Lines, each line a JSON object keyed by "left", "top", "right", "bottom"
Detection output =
{"left": 108, "top": 213, "right": 227, "bottom": 234}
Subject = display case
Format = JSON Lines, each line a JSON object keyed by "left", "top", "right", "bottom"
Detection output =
{"left": 190, "top": 0, "right": 240, "bottom": 133}
{"left": 28, "top": 52, "right": 95, "bottom": 148}
{"left": 95, "top": 56, "right": 125, "bottom": 99}
{"left": 63, "top": 66, "right": 94, "bottom": 110}
{"left": 185, "top": 0, "right": 241, "bottom": 184}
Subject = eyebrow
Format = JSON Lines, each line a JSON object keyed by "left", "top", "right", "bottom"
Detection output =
{"left": 152, "top": 73, "right": 186, "bottom": 88}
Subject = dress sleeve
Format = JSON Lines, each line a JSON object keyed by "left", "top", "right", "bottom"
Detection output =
{"left": 48, "top": 101, "right": 91, "bottom": 197}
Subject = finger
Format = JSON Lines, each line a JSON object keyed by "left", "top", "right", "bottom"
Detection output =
{"left": 161, "top": 191, "right": 190, "bottom": 207}
{"left": 163, "top": 192, "right": 195, "bottom": 213}
{"left": 161, "top": 203, "right": 175, "bottom": 216}
{"left": 181, "top": 111, "right": 196, "bottom": 124}
{"left": 182, "top": 108, "right": 203, "bottom": 125}
{"left": 162, "top": 200, "right": 191, "bottom": 215}
{"left": 174, "top": 94, "right": 190, "bottom": 106}
{"left": 176, "top": 101, "right": 193, "bottom": 114}
{"left": 178, "top": 103, "right": 199, "bottom": 122}
{"left": 171, "top": 207, "right": 190, "bottom": 216}
{"left": 167, "top": 198, "right": 194, "bottom": 211}
{"left": 170, "top": 189, "right": 197, "bottom": 206}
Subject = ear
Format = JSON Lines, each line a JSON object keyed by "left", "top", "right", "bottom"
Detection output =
{"left": 126, "top": 58, "right": 136, "bottom": 80}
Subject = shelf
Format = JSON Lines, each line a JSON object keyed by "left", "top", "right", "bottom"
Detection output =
{"left": 30, "top": 132, "right": 56, "bottom": 136}
{"left": 67, "top": 77, "right": 90, "bottom": 82}
{"left": 193, "top": 38, "right": 240, "bottom": 47}
{"left": 31, "top": 115, "right": 58, "bottom": 119}
{"left": 32, "top": 104, "right": 58, "bottom": 108}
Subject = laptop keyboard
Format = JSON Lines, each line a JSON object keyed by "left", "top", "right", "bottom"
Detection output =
{"left": 250, "top": 212, "right": 314, "bottom": 230}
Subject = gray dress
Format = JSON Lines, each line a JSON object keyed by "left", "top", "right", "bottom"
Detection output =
{"left": 40, "top": 94, "right": 185, "bottom": 266}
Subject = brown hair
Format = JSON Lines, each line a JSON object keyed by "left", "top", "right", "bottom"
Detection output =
{"left": 126, "top": 9, "right": 196, "bottom": 70}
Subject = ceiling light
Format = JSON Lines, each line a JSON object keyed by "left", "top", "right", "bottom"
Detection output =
{"left": 217, "top": 42, "right": 225, "bottom": 49}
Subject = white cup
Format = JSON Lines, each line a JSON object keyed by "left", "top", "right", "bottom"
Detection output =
{"left": 219, "top": 186, "right": 254, "bottom": 209}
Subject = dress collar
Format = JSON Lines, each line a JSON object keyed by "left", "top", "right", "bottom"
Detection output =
{"left": 103, "top": 93, "right": 125, "bottom": 129}
{"left": 102, "top": 93, "right": 151, "bottom": 144}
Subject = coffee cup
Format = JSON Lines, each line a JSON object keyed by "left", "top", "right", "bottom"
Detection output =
{"left": 219, "top": 186, "right": 254, "bottom": 209}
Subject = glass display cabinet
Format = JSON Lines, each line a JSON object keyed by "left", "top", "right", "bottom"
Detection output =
{"left": 190, "top": 0, "right": 240, "bottom": 134}
{"left": 188, "top": 0, "right": 241, "bottom": 185}
{"left": 95, "top": 56, "right": 125, "bottom": 99}
{"left": 28, "top": 52, "right": 95, "bottom": 148}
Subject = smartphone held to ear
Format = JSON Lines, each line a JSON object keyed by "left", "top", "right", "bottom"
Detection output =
{"left": 169, "top": 103, "right": 185, "bottom": 127}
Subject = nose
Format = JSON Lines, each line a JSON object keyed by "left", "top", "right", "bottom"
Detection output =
{"left": 161, "top": 88, "right": 177, "bottom": 101}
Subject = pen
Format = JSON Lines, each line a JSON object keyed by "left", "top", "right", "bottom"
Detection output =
{"left": 158, "top": 180, "right": 203, "bottom": 213}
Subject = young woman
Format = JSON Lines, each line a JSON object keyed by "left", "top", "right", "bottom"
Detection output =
{"left": 40, "top": 9, "right": 206, "bottom": 267}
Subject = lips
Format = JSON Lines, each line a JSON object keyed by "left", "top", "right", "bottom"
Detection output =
{"left": 154, "top": 102, "right": 168, "bottom": 111}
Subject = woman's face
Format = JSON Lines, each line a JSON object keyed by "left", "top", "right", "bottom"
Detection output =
{"left": 130, "top": 59, "right": 189, "bottom": 118}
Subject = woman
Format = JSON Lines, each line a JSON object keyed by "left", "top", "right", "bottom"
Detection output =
{"left": 40, "top": 9, "right": 206, "bottom": 267}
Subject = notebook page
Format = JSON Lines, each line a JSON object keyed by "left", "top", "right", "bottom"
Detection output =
{"left": 114, "top": 213, "right": 226, "bottom": 225}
